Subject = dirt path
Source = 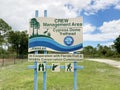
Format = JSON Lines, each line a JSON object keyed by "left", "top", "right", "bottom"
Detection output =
{"left": 87, "top": 59, "right": 120, "bottom": 69}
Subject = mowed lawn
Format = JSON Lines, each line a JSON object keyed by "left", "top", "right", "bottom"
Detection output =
{"left": 0, "top": 60, "right": 120, "bottom": 90}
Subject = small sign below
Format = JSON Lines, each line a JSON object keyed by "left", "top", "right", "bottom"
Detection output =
{"left": 65, "top": 63, "right": 74, "bottom": 72}
{"left": 51, "top": 63, "right": 60, "bottom": 72}
{"left": 28, "top": 54, "right": 83, "bottom": 62}
{"left": 37, "top": 63, "right": 46, "bottom": 72}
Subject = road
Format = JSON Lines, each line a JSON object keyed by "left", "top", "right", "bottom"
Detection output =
{"left": 87, "top": 59, "right": 120, "bottom": 69}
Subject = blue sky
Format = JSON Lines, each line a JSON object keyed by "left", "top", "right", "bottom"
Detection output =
{"left": 0, "top": 0, "right": 120, "bottom": 47}
{"left": 82, "top": 8, "right": 120, "bottom": 27}
{"left": 82, "top": 7, "right": 120, "bottom": 47}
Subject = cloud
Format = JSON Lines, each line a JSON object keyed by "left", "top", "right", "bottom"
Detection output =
{"left": 115, "top": 5, "right": 120, "bottom": 9}
{"left": 83, "top": 23, "right": 96, "bottom": 34}
{"left": 99, "top": 19, "right": 120, "bottom": 38}
{"left": 114, "top": 3, "right": 120, "bottom": 10}
{"left": 66, "top": 0, "right": 120, "bottom": 15}
{"left": 84, "top": 19, "right": 120, "bottom": 42}
{"left": 84, "top": 33, "right": 113, "bottom": 41}
{"left": 83, "top": 0, "right": 119, "bottom": 15}
{"left": 0, "top": 0, "right": 75, "bottom": 30}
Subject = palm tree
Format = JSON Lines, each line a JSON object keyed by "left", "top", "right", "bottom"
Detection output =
{"left": 30, "top": 18, "right": 37, "bottom": 36}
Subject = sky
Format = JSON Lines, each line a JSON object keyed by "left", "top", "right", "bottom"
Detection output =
{"left": 0, "top": 0, "right": 120, "bottom": 47}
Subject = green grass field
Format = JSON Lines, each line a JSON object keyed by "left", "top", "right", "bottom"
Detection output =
{"left": 0, "top": 60, "right": 120, "bottom": 90}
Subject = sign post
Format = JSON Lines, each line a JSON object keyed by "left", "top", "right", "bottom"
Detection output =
{"left": 34, "top": 10, "right": 39, "bottom": 90}
{"left": 34, "top": 61, "right": 38, "bottom": 90}
{"left": 43, "top": 10, "right": 47, "bottom": 90}
{"left": 43, "top": 62, "right": 47, "bottom": 90}
{"left": 74, "top": 62, "right": 77, "bottom": 90}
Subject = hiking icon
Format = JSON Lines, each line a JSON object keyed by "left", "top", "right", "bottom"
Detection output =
{"left": 65, "top": 63, "right": 74, "bottom": 72}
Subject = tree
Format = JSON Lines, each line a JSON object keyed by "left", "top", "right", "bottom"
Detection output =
{"left": 83, "top": 46, "right": 97, "bottom": 57}
{"left": 114, "top": 35, "right": 120, "bottom": 54}
{"left": 19, "top": 31, "right": 28, "bottom": 56}
{"left": 8, "top": 31, "right": 28, "bottom": 57}
{"left": 8, "top": 31, "right": 20, "bottom": 56}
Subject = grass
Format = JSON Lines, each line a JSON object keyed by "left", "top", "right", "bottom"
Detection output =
{"left": 0, "top": 60, "right": 120, "bottom": 90}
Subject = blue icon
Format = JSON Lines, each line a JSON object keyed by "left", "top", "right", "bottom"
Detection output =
{"left": 64, "top": 36, "right": 74, "bottom": 46}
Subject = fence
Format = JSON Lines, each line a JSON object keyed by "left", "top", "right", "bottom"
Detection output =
{"left": 0, "top": 54, "right": 27, "bottom": 67}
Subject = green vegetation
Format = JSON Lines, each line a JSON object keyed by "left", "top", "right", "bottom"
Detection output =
{"left": 0, "top": 19, "right": 28, "bottom": 58}
{"left": 0, "top": 60, "right": 120, "bottom": 90}
{"left": 0, "top": 18, "right": 11, "bottom": 54}
{"left": 83, "top": 35, "right": 120, "bottom": 59}
{"left": 8, "top": 31, "right": 28, "bottom": 57}
{"left": 83, "top": 44, "right": 120, "bottom": 59}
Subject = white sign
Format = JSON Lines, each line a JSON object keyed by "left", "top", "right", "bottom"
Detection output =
{"left": 28, "top": 17, "right": 83, "bottom": 52}
{"left": 65, "top": 63, "right": 74, "bottom": 72}
{"left": 28, "top": 54, "right": 83, "bottom": 62}
{"left": 51, "top": 63, "right": 60, "bottom": 72}
{"left": 37, "top": 63, "right": 46, "bottom": 72}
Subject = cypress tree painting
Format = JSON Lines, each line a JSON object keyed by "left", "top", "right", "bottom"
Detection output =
{"left": 30, "top": 18, "right": 40, "bottom": 36}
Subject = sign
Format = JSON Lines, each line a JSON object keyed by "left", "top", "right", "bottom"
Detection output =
{"left": 28, "top": 11, "right": 84, "bottom": 90}
{"left": 65, "top": 63, "right": 74, "bottom": 72}
{"left": 37, "top": 63, "right": 46, "bottom": 72}
{"left": 51, "top": 63, "right": 60, "bottom": 72}
{"left": 28, "top": 17, "right": 83, "bottom": 52}
{"left": 28, "top": 54, "right": 83, "bottom": 62}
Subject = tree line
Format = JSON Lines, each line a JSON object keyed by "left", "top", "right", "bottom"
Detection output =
{"left": 83, "top": 35, "right": 120, "bottom": 59}
{"left": 83, "top": 43, "right": 120, "bottom": 58}
{"left": 0, "top": 18, "right": 120, "bottom": 59}
{"left": 0, "top": 18, "right": 28, "bottom": 58}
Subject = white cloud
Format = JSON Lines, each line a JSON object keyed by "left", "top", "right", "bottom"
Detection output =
{"left": 66, "top": 0, "right": 120, "bottom": 15}
{"left": 84, "top": 19, "right": 120, "bottom": 42}
{"left": 115, "top": 5, "right": 120, "bottom": 9}
{"left": 99, "top": 19, "right": 120, "bottom": 37}
{"left": 83, "top": 23, "right": 96, "bottom": 34}
{"left": 0, "top": 0, "right": 75, "bottom": 30}
{"left": 114, "top": 3, "right": 120, "bottom": 9}
{"left": 84, "top": 0, "right": 119, "bottom": 15}
{"left": 114, "top": 0, "right": 120, "bottom": 10}
{"left": 84, "top": 33, "right": 114, "bottom": 41}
